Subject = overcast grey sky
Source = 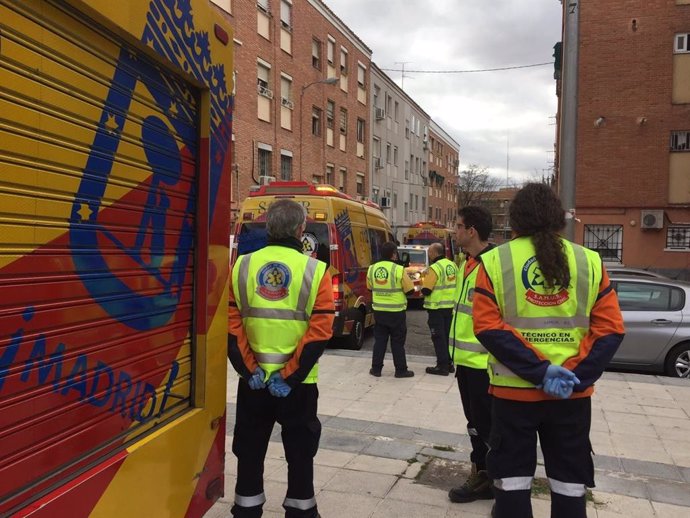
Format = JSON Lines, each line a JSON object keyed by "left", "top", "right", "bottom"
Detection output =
{"left": 324, "top": 0, "right": 563, "bottom": 185}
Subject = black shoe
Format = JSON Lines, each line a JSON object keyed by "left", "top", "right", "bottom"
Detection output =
{"left": 448, "top": 469, "right": 494, "bottom": 503}
{"left": 394, "top": 370, "right": 414, "bottom": 378}
{"left": 425, "top": 365, "right": 450, "bottom": 376}
{"left": 369, "top": 368, "right": 382, "bottom": 377}
{"left": 448, "top": 364, "right": 456, "bottom": 374}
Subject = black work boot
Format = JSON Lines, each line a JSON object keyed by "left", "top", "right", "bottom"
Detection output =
{"left": 425, "top": 365, "right": 450, "bottom": 376}
{"left": 448, "top": 465, "right": 494, "bottom": 503}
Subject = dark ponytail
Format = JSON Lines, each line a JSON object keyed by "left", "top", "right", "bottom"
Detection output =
{"left": 509, "top": 183, "right": 570, "bottom": 289}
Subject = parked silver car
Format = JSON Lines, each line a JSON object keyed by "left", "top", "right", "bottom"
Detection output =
{"left": 606, "top": 266, "right": 668, "bottom": 279}
{"left": 608, "top": 275, "right": 690, "bottom": 378}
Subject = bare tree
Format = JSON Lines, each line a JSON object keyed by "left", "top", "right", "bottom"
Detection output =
{"left": 457, "top": 164, "right": 503, "bottom": 208}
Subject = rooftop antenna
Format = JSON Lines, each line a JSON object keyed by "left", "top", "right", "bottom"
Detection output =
{"left": 394, "top": 61, "right": 411, "bottom": 90}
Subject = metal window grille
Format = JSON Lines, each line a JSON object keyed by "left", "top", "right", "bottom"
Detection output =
{"left": 584, "top": 224, "right": 623, "bottom": 262}
{"left": 670, "top": 131, "right": 690, "bottom": 151}
{"left": 258, "top": 148, "right": 271, "bottom": 177}
{"left": 666, "top": 226, "right": 690, "bottom": 249}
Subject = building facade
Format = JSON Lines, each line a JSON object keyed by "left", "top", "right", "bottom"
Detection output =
{"left": 557, "top": 0, "right": 690, "bottom": 277}
{"left": 214, "top": 0, "right": 372, "bottom": 225}
{"left": 427, "top": 121, "right": 460, "bottom": 228}
{"left": 370, "top": 64, "right": 431, "bottom": 242}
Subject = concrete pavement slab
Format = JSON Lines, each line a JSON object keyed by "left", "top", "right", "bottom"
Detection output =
{"left": 210, "top": 352, "right": 690, "bottom": 518}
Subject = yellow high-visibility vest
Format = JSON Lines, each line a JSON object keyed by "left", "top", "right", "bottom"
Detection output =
{"left": 232, "top": 245, "right": 326, "bottom": 383}
{"left": 449, "top": 261, "right": 488, "bottom": 369}
{"left": 480, "top": 237, "right": 602, "bottom": 388}
{"left": 367, "top": 261, "right": 407, "bottom": 312}
{"left": 424, "top": 258, "right": 458, "bottom": 310}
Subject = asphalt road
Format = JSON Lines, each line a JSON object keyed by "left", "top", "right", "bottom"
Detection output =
{"left": 359, "top": 303, "right": 438, "bottom": 360}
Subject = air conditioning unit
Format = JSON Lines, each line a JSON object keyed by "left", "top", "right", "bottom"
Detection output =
{"left": 373, "top": 156, "right": 383, "bottom": 169}
{"left": 258, "top": 175, "right": 276, "bottom": 186}
{"left": 379, "top": 196, "right": 391, "bottom": 208}
{"left": 280, "top": 97, "right": 294, "bottom": 109}
{"left": 375, "top": 107, "right": 385, "bottom": 120}
{"left": 640, "top": 209, "right": 664, "bottom": 229}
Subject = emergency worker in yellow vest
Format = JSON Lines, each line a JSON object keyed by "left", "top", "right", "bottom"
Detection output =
{"left": 228, "top": 199, "right": 335, "bottom": 518}
{"left": 422, "top": 242, "right": 459, "bottom": 375}
{"left": 473, "top": 184, "right": 625, "bottom": 518}
{"left": 447, "top": 206, "right": 496, "bottom": 503}
{"left": 367, "top": 241, "right": 416, "bottom": 378}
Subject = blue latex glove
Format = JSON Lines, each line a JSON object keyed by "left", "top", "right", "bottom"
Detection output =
{"left": 542, "top": 364, "right": 580, "bottom": 385}
{"left": 267, "top": 372, "right": 292, "bottom": 398}
{"left": 248, "top": 367, "right": 266, "bottom": 390}
{"left": 541, "top": 364, "right": 579, "bottom": 398}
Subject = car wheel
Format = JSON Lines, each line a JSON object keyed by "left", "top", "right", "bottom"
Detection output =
{"left": 664, "top": 343, "right": 690, "bottom": 378}
{"left": 347, "top": 311, "right": 365, "bottom": 350}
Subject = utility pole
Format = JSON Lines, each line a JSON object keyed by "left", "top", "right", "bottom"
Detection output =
{"left": 559, "top": 0, "right": 579, "bottom": 240}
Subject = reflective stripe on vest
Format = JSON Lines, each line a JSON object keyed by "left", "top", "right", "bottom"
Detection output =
{"left": 449, "top": 260, "right": 488, "bottom": 369}
{"left": 233, "top": 246, "right": 326, "bottom": 383}
{"left": 368, "top": 261, "right": 407, "bottom": 312}
{"left": 483, "top": 238, "right": 601, "bottom": 389}
{"left": 424, "top": 258, "right": 458, "bottom": 310}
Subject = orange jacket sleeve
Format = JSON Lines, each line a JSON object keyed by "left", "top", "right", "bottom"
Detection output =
{"left": 227, "top": 272, "right": 259, "bottom": 379}
{"left": 282, "top": 270, "right": 335, "bottom": 385}
{"left": 563, "top": 267, "right": 625, "bottom": 389}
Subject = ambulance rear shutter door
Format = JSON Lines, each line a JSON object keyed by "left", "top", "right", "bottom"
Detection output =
{"left": 0, "top": 0, "right": 197, "bottom": 505}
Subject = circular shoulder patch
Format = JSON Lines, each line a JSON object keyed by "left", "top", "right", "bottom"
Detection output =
{"left": 445, "top": 264, "right": 457, "bottom": 281}
{"left": 256, "top": 262, "right": 291, "bottom": 301}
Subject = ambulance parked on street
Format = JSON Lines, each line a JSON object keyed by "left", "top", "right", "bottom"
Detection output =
{"left": 404, "top": 221, "right": 460, "bottom": 263}
{"left": 231, "top": 182, "right": 395, "bottom": 349}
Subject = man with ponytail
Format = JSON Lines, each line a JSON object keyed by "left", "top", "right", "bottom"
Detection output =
{"left": 472, "top": 183, "right": 625, "bottom": 518}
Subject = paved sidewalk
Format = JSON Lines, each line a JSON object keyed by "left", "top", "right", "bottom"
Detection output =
{"left": 207, "top": 350, "right": 690, "bottom": 518}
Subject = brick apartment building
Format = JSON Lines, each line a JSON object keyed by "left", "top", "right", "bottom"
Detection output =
{"left": 212, "top": 0, "right": 372, "bottom": 225}
{"left": 556, "top": 0, "right": 690, "bottom": 277}
{"left": 427, "top": 120, "right": 460, "bottom": 228}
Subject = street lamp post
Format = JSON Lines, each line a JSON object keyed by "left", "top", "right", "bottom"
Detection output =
{"left": 299, "top": 77, "right": 338, "bottom": 181}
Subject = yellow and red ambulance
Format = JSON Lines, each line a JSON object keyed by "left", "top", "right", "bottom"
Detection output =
{"left": 231, "top": 182, "right": 395, "bottom": 350}
{"left": 0, "top": 1, "right": 232, "bottom": 516}
{"left": 404, "top": 222, "right": 460, "bottom": 263}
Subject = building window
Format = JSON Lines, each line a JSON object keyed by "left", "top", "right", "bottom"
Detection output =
{"left": 312, "top": 38, "right": 322, "bottom": 70}
{"left": 280, "top": 75, "right": 293, "bottom": 109}
{"left": 404, "top": 160, "right": 409, "bottom": 180}
{"left": 325, "top": 163, "right": 334, "bottom": 185}
{"left": 675, "top": 33, "right": 690, "bottom": 53}
{"left": 339, "top": 107, "right": 347, "bottom": 134}
{"left": 405, "top": 119, "right": 410, "bottom": 138}
{"left": 393, "top": 146, "right": 398, "bottom": 166}
{"left": 356, "top": 118, "right": 365, "bottom": 143}
{"left": 280, "top": 152, "right": 292, "bottom": 180}
{"left": 312, "top": 107, "right": 322, "bottom": 136}
{"left": 257, "top": 61, "right": 272, "bottom": 97}
{"left": 280, "top": 0, "right": 291, "bottom": 30}
{"left": 357, "top": 63, "right": 366, "bottom": 88}
{"left": 339, "top": 168, "right": 347, "bottom": 192}
{"left": 584, "top": 224, "right": 623, "bottom": 263}
{"left": 404, "top": 202, "right": 409, "bottom": 221}
{"left": 258, "top": 147, "right": 272, "bottom": 177}
{"left": 356, "top": 174, "right": 364, "bottom": 195}
{"left": 666, "top": 226, "right": 690, "bottom": 250}
{"left": 394, "top": 101, "right": 399, "bottom": 122}
{"left": 327, "top": 36, "right": 335, "bottom": 65}
{"left": 326, "top": 100, "right": 335, "bottom": 129}
{"left": 257, "top": 0, "right": 268, "bottom": 12}
{"left": 670, "top": 130, "right": 690, "bottom": 151}
{"left": 386, "top": 143, "right": 391, "bottom": 164}
{"left": 340, "top": 47, "right": 348, "bottom": 75}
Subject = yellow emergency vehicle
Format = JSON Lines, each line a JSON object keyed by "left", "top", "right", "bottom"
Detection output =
{"left": 231, "top": 182, "right": 395, "bottom": 349}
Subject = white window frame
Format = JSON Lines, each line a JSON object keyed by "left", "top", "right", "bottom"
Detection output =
{"left": 675, "top": 33, "right": 690, "bottom": 53}
{"left": 280, "top": 0, "right": 292, "bottom": 30}
{"left": 327, "top": 35, "right": 335, "bottom": 64}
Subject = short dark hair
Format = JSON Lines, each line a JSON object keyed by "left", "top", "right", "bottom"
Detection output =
{"left": 380, "top": 241, "right": 398, "bottom": 260}
{"left": 266, "top": 199, "right": 306, "bottom": 239}
{"left": 457, "top": 205, "right": 493, "bottom": 241}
